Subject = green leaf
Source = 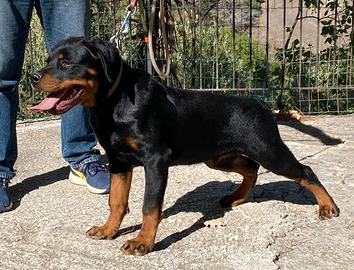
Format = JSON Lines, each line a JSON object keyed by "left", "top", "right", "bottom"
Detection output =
{"left": 321, "top": 20, "right": 332, "bottom": 25}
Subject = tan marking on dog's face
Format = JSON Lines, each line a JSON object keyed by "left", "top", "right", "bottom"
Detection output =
{"left": 38, "top": 75, "right": 89, "bottom": 91}
{"left": 58, "top": 53, "right": 64, "bottom": 60}
{"left": 37, "top": 74, "right": 63, "bottom": 91}
{"left": 87, "top": 68, "right": 98, "bottom": 76}
{"left": 36, "top": 74, "right": 99, "bottom": 108}
{"left": 80, "top": 79, "right": 99, "bottom": 107}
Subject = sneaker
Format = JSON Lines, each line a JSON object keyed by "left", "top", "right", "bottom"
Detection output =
{"left": 0, "top": 179, "right": 13, "bottom": 213}
{"left": 69, "top": 162, "right": 110, "bottom": 194}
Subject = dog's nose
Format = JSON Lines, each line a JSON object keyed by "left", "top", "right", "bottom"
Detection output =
{"left": 30, "top": 73, "right": 42, "bottom": 84}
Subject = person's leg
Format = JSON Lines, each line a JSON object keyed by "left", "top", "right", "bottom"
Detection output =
{"left": 37, "top": 0, "right": 99, "bottom": 165}
{"left": 0, "top": 0, "right": 34, "bottom": 211}
{"left": 37, "top": 0, "right": 110, "bottom": 194}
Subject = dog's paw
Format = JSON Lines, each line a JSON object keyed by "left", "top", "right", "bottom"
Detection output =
{"left": 120, "top": 238, "right": 153, "bottom": 256}
{"left": 86, "top": 225, "right": 118, "bottom": 240}
{"left": 319, "top": 204, "right": 340, "bottom": 220}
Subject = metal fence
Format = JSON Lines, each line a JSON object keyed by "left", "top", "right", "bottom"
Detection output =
{"left": 21, "top": 0, "right": 354, "bottom": 119}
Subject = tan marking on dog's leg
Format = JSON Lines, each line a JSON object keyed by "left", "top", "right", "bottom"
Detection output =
{"left": 206, "top": 154, "right": 259, "bottom": 207}
{"left": 86, "top": 170, "right": 133, "bottom": 239}
{"left": 120, "top": 208, "right": 161, "bottom": 255}
{"left": 295, "top": 178, "right": 339, "bottom": 219}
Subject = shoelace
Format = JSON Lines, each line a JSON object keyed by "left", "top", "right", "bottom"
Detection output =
{"left": 86, "top": 163, "right": 108, "bottom": 176}
{"left": 0, "top": 179, "right": 10, "bottom": 188}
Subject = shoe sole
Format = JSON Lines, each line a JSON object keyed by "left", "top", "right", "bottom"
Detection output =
{"left": 69, "top": 171, "right": 109, "bottom": 194}
{"left": 0, "top": 201, "right": 13, "bottom": 213}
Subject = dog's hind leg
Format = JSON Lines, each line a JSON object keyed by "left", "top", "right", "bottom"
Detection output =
{"left": 205, "top": 153, "right": 260, "bottom": 207}
{"left": 253, "top": 140, "right": 340, "bottom": 219}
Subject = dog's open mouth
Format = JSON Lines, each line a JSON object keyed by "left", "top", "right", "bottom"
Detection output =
{"left": 30, "top": 88, "right": 84, "bottom": 115}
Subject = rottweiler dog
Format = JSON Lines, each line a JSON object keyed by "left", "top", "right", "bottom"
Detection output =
{"left": 30, "top": 37, "right": 339, "bottom": 256}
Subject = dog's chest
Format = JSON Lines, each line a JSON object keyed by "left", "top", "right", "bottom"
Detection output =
{"left": 105, "top": 130, "right": 142, "bottom": 165}
{"left": 109, "top": 131, "right": 140, "bottom": 153}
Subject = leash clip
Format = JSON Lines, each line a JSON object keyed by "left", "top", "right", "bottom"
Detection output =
{"left": 121, "top": 5, "right": 136, "bottom": 34}
{"left": 110, "top": 5, "right": 136, "bottom": 45}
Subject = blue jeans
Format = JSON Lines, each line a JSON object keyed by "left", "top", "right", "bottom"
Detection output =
{"left": 0, "top": 0, "right": 99, "bottom": 180}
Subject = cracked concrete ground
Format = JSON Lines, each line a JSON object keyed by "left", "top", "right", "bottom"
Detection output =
{"left": 0, "top": 115, "right": 353, "bottom": 270}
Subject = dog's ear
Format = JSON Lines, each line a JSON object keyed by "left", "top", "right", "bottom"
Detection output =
{"left": 82, "top": 38, "right": 117, "bottom": 83}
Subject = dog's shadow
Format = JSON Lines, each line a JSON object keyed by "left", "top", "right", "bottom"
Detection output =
{"left": 9, "top": 165, "right": 316, "bottom": 252}
{"left": 119, "top": 179, "right": 316, "bottom": 252}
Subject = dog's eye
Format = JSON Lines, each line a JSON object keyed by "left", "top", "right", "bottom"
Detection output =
{"left": 60, "top": 60, "right": 71, "bottom": 69}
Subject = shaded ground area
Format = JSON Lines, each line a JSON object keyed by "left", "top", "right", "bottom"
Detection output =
{"left": 1, "top": 115, "right": 353, "bottom": 270}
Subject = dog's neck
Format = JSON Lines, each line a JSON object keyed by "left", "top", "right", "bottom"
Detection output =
{"left": 106, "top": 58, "right": 124, "bottom": 98}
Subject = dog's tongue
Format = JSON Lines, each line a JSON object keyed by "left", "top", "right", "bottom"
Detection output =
{"left": 29, "top": 90, "right": 67, "bottom": 112}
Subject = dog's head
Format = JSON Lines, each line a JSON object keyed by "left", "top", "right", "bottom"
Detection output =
{"left": 29, "top": 37, "right": 120, "bottom": 114}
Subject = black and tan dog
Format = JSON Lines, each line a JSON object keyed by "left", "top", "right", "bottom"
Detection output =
{"left": 30, "top": 37, "right": 339, "bottom": 256}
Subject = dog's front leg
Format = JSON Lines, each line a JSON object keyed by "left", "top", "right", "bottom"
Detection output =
{"left": 121, "top": 156, "right": 168, "bottom": 256}
{"left": 87, "top": 169, "right": 133, "bottom": 239}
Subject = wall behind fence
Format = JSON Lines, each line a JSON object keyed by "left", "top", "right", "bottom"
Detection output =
{"left": 20, "top": 0, "right": 354, "bottom": 119}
